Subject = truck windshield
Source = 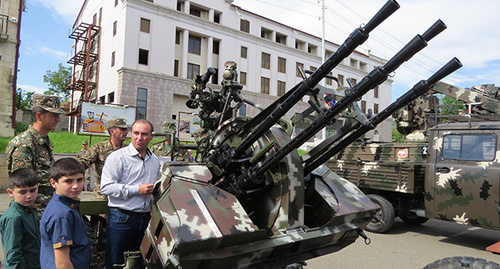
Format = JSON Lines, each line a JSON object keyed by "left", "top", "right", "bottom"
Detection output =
{"left": 442, "top": 134, "right": 496, "bottom": 161}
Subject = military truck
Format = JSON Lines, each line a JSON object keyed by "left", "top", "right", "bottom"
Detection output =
{"left": 328, "top": 82, "right": 500, "bottom": 235}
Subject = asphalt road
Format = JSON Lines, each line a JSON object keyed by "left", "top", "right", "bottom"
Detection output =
{"left": 305, "top": 218, "right": 500, "bottom": 268}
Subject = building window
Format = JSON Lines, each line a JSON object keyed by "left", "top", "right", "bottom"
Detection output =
{"left": 115, "top": 0, "right": 118, "bottom": 6}
{"left": 188, "top": 35, "right": 201, "bottom": 55}
{"left": 187, "top": 63, "right": 200, "bottom": 79}
{"left": 190, "top": 6, "right": 202, "bottom": 17}
{"left": 240, "top": 72, "right": 247, "bottom": 85}
{"left": 214, "top": 13, "right": 221, "bottom": 23}
{"left": 111, "top": 52, "right": 115, "bottom": 67}
{"left": 174, "top": 60, "right": 179, "bottom": 77}
{"left": 136, "top": 88, "right": 148, "bottom": 120}
{"left": 374, "top": 86, "right": 379, "bottom": 98}
{"left": 99, "top": 95, "right": 105, "bottom": 103}
{"left": 113, "top": 21, "right": 117, "bottom": 36}
{"left": 175, "top": 30, "right": 181, "bottom": 45}
{"left": 211, "top": 68, "right": 219, "bottom": 85}
{"left": 326, "top": 72, "right": 333, "bottom": 85}
{"left": 296, "top": 62, "right": 304, "bottom": 77}
{"left": 241, "top": 46, "right": 247, "bottom": 58}
{"left": 261, "top": 52, "right": 270, "bottom": 69}
{"left": 351, "top": 78, "right": 357, "bottom": 86}
{"left": 374, "top": 103, "right": 379, "bottom": 114}
{"left": 213, "top": 40, "right": 220, "bottom": 55}
{"left": 310, "top": 66, "right": 317, "bottom": 72}
{"left": 276, "top": 32, "right": 287, "bottom": 45}
{"left": 138, "top": 49, "right": 149, "bottom": 65}
{"left": 308, "top": 44, "right": 317, "bottom": 55}
{"left": 99, "top": 8, "right": 102, "bottom": 24}
{"left": 261, "top": 27, "right": 272, "bottom": 40}
{"left": 240, "top": 19, "right": 250, "bottom": 33}
{"left": 338, "top": 74, "right": 344, "bottom": 86}
{"left": 278, "top": 81, "right": 286, "bottom": 96}
{"left": 93, "top": 14, "right": 97, "bottom": 25}
{"left": 140, "top": 18, "right": 150, "bottom": 33}
{"left": 278, "top": 57, "right": 286, "bottom": 73}
{"left": 361, "top": 100, "right": 366, "bottom": 113}
{"left": 261, "top": 77, "right": 270, "bottom": 94}
{"left": 108, "top": 92, "right": 115, "bottom": 103}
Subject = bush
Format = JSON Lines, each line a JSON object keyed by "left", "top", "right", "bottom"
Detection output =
{"left": 15, "top": 121, "right": 29, "bottom": 134}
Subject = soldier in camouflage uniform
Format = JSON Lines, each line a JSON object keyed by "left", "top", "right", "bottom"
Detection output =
{"left": 76, "top": 140, "right": 91, "bottom": 190}
{"left": 77, "top": 118, "right": 129, "bottom": 199}
{"left": 5, "top": 94, "right": 65, "bottom": 217}
{"left": 151, "top": 121, "right": 190, "bottom": 161}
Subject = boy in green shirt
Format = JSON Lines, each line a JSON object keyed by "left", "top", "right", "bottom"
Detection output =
{"left": 0, "top": 168, "right": 41, "bottom": 269}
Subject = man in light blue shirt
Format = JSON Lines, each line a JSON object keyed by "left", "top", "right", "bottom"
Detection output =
{"left": 101, "top": 119, "right": 160, "bottom": 268}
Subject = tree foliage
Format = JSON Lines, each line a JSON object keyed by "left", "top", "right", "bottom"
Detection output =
{"left": 16, "top": 88, "right": 34, "bottom": 114}
{"left": 43, "top": 63, "right": 72, "bottom": 100}
{"left": 440, "top": 95, "right": 466, "bottom": 115}
{"left": 392, "top": 127, "right": 405, "bottom": 143}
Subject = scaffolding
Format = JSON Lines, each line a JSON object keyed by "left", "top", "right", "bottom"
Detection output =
{"left": 66, "top": 22, "right": 100, "bottom": 122}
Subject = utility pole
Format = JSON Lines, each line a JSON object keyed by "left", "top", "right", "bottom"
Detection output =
{"left": 321, "top": 0, "right": 327, "bottom": 141}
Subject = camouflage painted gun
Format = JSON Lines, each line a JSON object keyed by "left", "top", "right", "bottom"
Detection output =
{"left": 131, "top": 0, "right": 462, "bottom": 268}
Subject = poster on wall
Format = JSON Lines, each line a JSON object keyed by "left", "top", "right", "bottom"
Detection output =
{"left": 80, "top": 102, "right": 135, "bottom": 136}
{"left": 178, "top": 112, "right": 200, "bottom": 142}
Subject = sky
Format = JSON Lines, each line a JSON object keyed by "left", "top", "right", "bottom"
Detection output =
{"left": 17, "top": 0, "right": 500, "bottom": 102}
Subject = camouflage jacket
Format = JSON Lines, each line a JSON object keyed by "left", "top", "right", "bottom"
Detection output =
{"left": 5, "top": 126, "right": 54, "bottom": 187}
{"left": 77, "top": 140, "right": 125, "bottom": 196}
{"left": 151, "top": 139, "right": 190, "bottom": 161}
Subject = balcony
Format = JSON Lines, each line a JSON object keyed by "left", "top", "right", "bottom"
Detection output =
{"left": 0, "top": 14, "right": 9, "bottom": 41}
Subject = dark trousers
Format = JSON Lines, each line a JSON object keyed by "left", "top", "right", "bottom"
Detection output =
{"left": 105, "top": 208, "right": 150, "bottom": 268}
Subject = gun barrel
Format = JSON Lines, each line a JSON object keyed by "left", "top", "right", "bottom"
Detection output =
{"left": 254, "top": 21, "right": 446, "bottom": 177}
{"left": 232, "top": 0, "right": 400, "bottom": 158}
{"left": 303, "top": 58, "right": 462, "bottom": 174}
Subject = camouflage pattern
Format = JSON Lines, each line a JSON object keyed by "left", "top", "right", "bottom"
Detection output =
{"left": 77, "top": 148, "right": 91, "bottom": 190}
{"left": 32, "top": 94, "right": 65, "bottom": 114}
{"left": 77, "top": 139, "right": 126, "bottom": 199}
{"left": 330, "top": 121, "right": 500, "bottom": 231}
{"left": 5, "top": 126, "right": 55, "bottom": 216}
{"left": 140, "top": 161, "right": 377, "bottom": 268}
{"left": 107, "top": 118, "right": 129, "bottom": 129}
{"left": 151, "top": 121, "right": 190, "bottom": 161}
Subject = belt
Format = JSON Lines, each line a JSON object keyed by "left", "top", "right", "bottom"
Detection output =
{"left": 110, "top": 207, "right": 150, "bottom": 218}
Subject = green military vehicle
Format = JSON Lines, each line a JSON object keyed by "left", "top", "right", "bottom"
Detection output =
{"left": 328, "top": 82, "right": 500, "bottom": 236}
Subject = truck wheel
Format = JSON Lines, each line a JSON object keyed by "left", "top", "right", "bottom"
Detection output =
{"left": 423, "top": 256, "right": 500, "bottom": 269}
{"left": 399, "top": 212, "right": 429, "bottom": 225}
{"left": 365, "top": 194, "right": 395, "bottom": 233}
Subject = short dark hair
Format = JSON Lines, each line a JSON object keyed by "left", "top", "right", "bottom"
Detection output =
{"left": 50, "top": 158, "right": 85, "bottom": 182}
{"left": 132, "top": 119, "right": 154, "bottom": 133}
{"left": 32, "top": 107, "right": 49, "bottom": 121}
{"left": 9, "top": 168, "right": 38, "bottom": 189}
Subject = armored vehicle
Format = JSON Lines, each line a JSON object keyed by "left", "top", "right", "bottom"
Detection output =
{"left": 328, "top": 83, "right": 500, "bottom": 239}
{"left": 81, "top": 0, "right": 464, "bottom": 268}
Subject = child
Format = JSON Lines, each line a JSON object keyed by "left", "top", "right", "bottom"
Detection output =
{"left": 0, "top": 168, "right": 41, "bottom": 269}
{"left": 40, "top": 158, "right": 90, "bottom": 269}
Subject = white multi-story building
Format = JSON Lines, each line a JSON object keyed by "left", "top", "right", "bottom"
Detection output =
{"left": 72, "top": 0, "right": 392, "bottom": 141}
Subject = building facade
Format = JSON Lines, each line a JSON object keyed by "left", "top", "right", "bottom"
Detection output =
{"left": 0, "top": 0, "right": 23, "bottom": 137}
{"left": 72, "top": 0, "right": 392, "bottom": 141}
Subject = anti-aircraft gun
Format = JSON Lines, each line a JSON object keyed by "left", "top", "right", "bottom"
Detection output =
{"left": 132, "top": 1, "right": 462, "bottom": 268}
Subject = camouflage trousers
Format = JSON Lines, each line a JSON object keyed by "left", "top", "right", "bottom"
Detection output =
{"left": 35, "top": 185, "right": 54, "bottom": 218}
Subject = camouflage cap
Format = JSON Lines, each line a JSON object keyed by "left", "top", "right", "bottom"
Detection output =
{"left": 82, "top": 140, "right": 88, "bottom": 145}
{"left": 161, "top": 120, "right": 177, "bottom": 133}
{"left": 108, "top": 118, "right": 129, "bottom": 129}
{"left": 32, "top": 94, "right": 65, "bottom": 114}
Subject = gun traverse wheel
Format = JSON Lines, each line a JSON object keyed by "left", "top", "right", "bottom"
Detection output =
{"left": 365, "top": 194, "right": 395, "bottom": 233}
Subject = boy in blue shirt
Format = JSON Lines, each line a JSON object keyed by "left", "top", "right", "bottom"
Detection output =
{"left": 40, "top": 158, "right": 90, "bottom": 269}
{"left": 0, "top": 168, "right": 41, "bottom": 269}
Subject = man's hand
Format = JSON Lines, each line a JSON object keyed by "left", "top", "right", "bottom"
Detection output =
{"left": 139, "top": 183, "right": 154, "bottom": 195}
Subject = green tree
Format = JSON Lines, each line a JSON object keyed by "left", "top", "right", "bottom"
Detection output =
{"left": 440, "top": 95, "right": 466, "bottom": 115}
{"left": 16, "top": 88, "right": 34, "bottom": 114}
{"left": 392, "top": 127, "right": 405, "bottom": 143}
{"left": 43, "top": 63, "right": 72, "bottom": 100}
